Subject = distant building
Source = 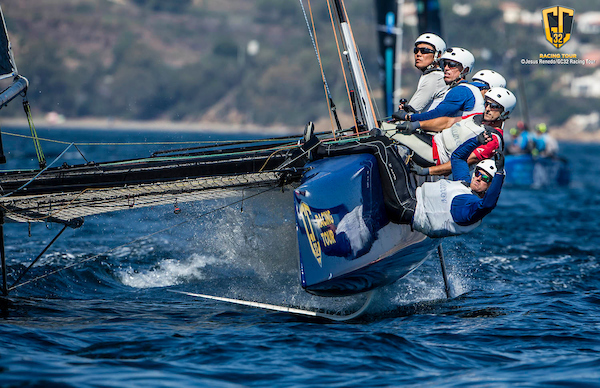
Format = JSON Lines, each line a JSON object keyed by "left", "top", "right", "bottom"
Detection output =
{"left": 500, "top": 2, "right": 539, "bottom": 26}
{"left": 577, "top": 12, "right": 600, "bottom": 34}
{"left": 569, "top": 69, "right": 600, "bottom": 98}
{"left": 564, "top": 112, "right": 600, "bottom": 133}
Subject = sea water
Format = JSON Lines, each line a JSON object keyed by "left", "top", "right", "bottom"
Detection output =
{"left": 1, "top": 127, "right": 599, "bottom": 387}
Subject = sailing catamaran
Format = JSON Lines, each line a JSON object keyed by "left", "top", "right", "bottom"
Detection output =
{"left": 0, "top": 1, "right": 446, "bottom": 319}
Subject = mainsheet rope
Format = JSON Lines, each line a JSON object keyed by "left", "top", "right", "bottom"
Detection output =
{"left": 8, "top": 185, "right": 279, "bottom": 292}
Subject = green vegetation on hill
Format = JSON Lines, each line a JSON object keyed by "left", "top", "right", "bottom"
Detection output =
{"left": 1, "top": 0, "right": 598, "bottom": 129}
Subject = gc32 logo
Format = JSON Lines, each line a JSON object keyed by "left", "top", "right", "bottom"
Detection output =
{"left": 542, "top": 6, "right": 574, "bottom": 49}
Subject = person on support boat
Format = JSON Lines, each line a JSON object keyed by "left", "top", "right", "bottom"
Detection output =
{"left": 507, "top": 121, "right": 533, "bottom": 155}
{"left": 392, "top": 47, "right": 482, "bottom": 125}
{"left": 394, "top": 87, "right": 517, "bottom": 175}
{"left": 398, "top": 33, "right": 448, "bottom": 114}
{"left": 531, "top": 123, "right": 559, "bottom": 157}
{"left": 309, "top": 128, "right": 504, "bottom": 237}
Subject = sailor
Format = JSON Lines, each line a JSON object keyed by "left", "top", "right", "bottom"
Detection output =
{"left": 312, "top": 128, "right": 504, "bottom": 236}
{"left": 394, "top": 87, "right": 517, "bottom": 172}
{"left": 507, "top": 121, "right": 533, "bottom": 155}
{"left": 392, "top": 47, "right": 483, "bottom": 123}
{"left": 531, "top": 123, "right": 559, "bottom": 157}
{"left": 399, "top": 33, "right": 448, "bottom": 114}
{"left": 472, "top": 69, "right": 506, "bottom": 98}
{"left": 403, "top": 69, "right": 508, "bottom": 133}
{"left": 409, "top": 134, "right": 505, "bottom": 238}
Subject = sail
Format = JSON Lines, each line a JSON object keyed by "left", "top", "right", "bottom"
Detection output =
{"left": 0, "top": 5, "right": 27, "bottom": 113}
{"left": 0, "top": 5, "right": 17, "bottom": 80}
{"left": 374, "top": 0, "right": 400, "bottom": 117}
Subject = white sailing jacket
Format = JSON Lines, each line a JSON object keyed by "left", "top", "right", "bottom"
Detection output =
{"left": 413, "top": 179, "right": 481, "bottom": 238}
{"left": 408, "top": 69, "right": 449, "bottom": 113}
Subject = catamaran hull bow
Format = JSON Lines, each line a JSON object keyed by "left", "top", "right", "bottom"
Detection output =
{"left": 294, "top": 153, "right": 439, "bottom": 297}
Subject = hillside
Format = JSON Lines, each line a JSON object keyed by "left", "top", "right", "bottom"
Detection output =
{"left": 1, "top": 0, "right": 599, "bottom": 136}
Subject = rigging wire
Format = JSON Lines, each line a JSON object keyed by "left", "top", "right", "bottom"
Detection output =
{"left": 8, "top": 185, "right": 279, "bottom": 292}
{"left": 298, "top": 0, "right": 341, "bottom": 137}
{"left": 1, "top": 142, "right": 74, "bottom": 198}
{"left": 298, "top": 0, "right": 332, "bottom": 100}
{"left": 0, "top": 129, "right": 301, "bottom": 172}
{"left": 0, "top": 130, "right": 297, "bottom": 147}
{"left": 335, "top": 0, "right": 379, "bottom": 131}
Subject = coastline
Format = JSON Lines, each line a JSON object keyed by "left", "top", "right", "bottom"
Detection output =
{"left": 0, "top": 117, "right": 302, "bottom": 136}
{"left": 551, "top": 127, "right": 600, "bottom": 144}
{"left": 2, "top": 116, "right": 599, "bottom": 144}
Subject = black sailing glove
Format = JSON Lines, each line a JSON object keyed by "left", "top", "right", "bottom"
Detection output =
{"left": 396, "top": 121, "right": 420, "bottom": 135}
{"left": 392, "top": 109, "right": 410, "bottom": 121}
{"left": 411, "top": 164, "right": 430, "bottom": 176}
{"left": 476, "top": 128, "right": 493, "bottom": 145}
{"left": 494, "top": 151, "right": 505, "bottom": 172}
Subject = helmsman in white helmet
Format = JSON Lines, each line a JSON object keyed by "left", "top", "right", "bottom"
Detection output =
{"left": 399, "top": 33, "right": 448, "bottom": 114}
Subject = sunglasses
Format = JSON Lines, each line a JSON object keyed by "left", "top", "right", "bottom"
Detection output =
{"left": 475, "top": 169, "right": 492, "bottom": 183}
{"left": 414, "top": 47, "right": 435, "bottom": 55}
{"left": 475, "top": 81, "right": 491, "bottom": 90}
{"left": 442, "top": 60, "right": 461, "bottom": 69}
{"left": 485, "top": 100, "right": 504, "bottom": 111}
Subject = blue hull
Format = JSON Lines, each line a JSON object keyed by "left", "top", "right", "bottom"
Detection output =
{"left": 294, "top": 154, "right": 439, "bottom": 297}
{"left": 504, "top": 154, "right": 570, "bottom": 187}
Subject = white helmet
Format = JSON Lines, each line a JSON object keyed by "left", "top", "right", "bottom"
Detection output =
{"left": 440, "top": 47, "right": 475, "bottom": 76}
{"left": 472, "top": 70, "right": 506, "bottom": 89}
{"left": 485, "top": 87, "right": 517, "bottom": 120}
{"left": 415, "top": 33, "right": 446, "bottom": 58}
{"left": 475, "top": 159, "right": 497, "bottom": 178}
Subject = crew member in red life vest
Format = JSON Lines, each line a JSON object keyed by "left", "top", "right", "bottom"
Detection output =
{"left": 394, "top": 87, "right": 516, "bottom": 174}
{"left": 311, "top": 129, "right": 504, "bottom": 237}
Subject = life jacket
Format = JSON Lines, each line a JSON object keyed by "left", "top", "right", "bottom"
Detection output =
{"left": 457, "top": 83, "right": 485, "bottom": 118}
{"left": 432, "top": 115, "right": 485, "bottom": 165}
{"left": 413, "top": 179, "right": 481, "bottom": 238}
